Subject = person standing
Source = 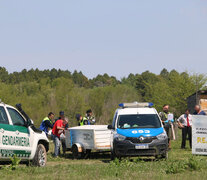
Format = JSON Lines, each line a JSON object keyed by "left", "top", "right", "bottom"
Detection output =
{"left": 55, "top": 111, "right": 69, "bottom": 156}
{"left": 60, "top": 117, "right": 69, "bottom": 156}
{"left": 55, "top": 111, "right": 69, "bottom": 128}
{"left": 193, "top": 105, "right": 206, "bottom": 115}
{"left": 76, "top": 114, "right": 88, "bottom": 126}
{"left": 83, "top": 109, "right": 96, "bottom": 125}
{"left": 39, "top": 112, "right": 54, "bottom": 136}
{"left": 177, "top": 109, "right": 192, "bottom": 149}
{"left": 159, "top": 104, "right": 173, "bottom": 149}
{"left": 52, "top": 117, "right": 67, "bottom": 157}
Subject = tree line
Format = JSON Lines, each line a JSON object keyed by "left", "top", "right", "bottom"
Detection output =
{"left": 0, "top": 67, "right": 206, "bottom": 126}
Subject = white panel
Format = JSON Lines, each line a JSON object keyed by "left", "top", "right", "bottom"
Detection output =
{"left": 94, "top": 129, "right": 111, "bottom": 150}
{"left": 65, "top": 125, "right": 112, "bottom": 150}
{"left": 192, "top": 115, "right": 207, "bottom": 155}
{"left": 70, "top": 125, "right": 108, "bottom": 130}
{"left": 65, "top": 130, "right": 71, "bottom": 148}
{"left": 70, "top": 129, "right": 94, "bottom": 149}
{"left": 118, "top": 108, "right": 157, "bottom": 115}
{"left": 95, "top": 131, "right": 111, "bottom": 135}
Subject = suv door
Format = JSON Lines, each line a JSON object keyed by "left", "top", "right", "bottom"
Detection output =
{"left": 6, "top": 107, "right": 32, "bottom": 158}
{"left": 0, "top": 106, "right": 17, "bottom": 159}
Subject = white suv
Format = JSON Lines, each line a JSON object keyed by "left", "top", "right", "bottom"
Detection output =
{"left": 0, "top": 101, "right": 49, "bottom": 166}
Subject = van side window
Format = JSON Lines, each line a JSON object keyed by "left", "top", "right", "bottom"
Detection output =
{"left": 0, "top": 106, "right": 9, "bottom": 124}
{"left": 7, "top": 108, "right": 26, "bottom": 126}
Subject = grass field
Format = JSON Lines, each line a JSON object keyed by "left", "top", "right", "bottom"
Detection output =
{"left": 1, "top": 136, "right": 207, "bottom": 180}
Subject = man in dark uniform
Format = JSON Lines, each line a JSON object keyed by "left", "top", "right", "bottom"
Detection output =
{"left": 39, "top": 112, "right": 54, "bottom": 136}
{"left": 76, "top": 114, "right": 88, "bottom": 126}
{"left": 159, "top": 104, "right": 173, "bottom": 149}
{"left": 83, "top": 109, "right": 96, "bottom": 125}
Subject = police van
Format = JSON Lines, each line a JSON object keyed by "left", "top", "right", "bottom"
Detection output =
{"left": 0, "top": 101, "right": 49, "bottom": 166}
{"left": 108, "top": 102, "right": 168, "bottom": 159}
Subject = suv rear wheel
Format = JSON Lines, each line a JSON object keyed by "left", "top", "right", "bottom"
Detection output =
{"left": 33, "top": 144, "right": 47, "bottom": 167}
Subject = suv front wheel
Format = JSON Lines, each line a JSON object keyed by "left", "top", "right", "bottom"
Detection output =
{"left": 33, "top": 144, "right": 47, "bottom": 167}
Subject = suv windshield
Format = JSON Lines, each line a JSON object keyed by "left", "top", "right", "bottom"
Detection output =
{"left": 117, "top": 114, "right": 161, "bottom": 129}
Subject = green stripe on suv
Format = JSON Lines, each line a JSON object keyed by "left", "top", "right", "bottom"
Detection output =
{"left": 0, "top": 124, "right": 29, "bottom": 134}
{"left": 0, "top": 149, "right": 31, "bottom": 158}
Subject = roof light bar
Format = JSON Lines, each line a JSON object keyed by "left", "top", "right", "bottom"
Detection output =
{"left": 119, "top": 102, "right": 154, "bottom": 108}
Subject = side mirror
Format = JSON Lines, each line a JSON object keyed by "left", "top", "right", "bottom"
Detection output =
{"left": 26, "top": 119, "right": 33, "bottom": 127}
{"left": 107, "top": 125, "right": 114, "bottom": 130}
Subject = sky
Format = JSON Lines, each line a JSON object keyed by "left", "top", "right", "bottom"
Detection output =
{"left": 0, "top": 0, "right": 207, "bottom": 79}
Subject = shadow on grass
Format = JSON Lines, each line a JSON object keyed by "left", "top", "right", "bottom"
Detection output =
{"left": 49, "top": 150, "right": 164, "bottom": 164}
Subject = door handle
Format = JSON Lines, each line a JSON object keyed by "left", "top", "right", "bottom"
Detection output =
{"left": 0, "top": 128, "right": 4, "bottom": 133}
{"left": 16, "top": 130, "right": 20, "bottom": 135}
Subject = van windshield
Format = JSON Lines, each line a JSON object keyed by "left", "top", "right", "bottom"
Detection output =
{"left": 117, "top": 114, "right": 161, "bottom": 129}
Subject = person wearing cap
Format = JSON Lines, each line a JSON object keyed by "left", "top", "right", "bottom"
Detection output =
{"left": 76, "top": 114, "right": 88, "bottom": 126}
{"left": 55, "top": 111, "right": 69, "bottom": 128}
{"left": 52, "top": 117, "right": 68, "bottom": 157}
{"left": 39, "top": 112, "right": 54, "bottom": 136}
{"left": 55, "top": 111, "right": 65, "bottom": 122}
{"left": 54, "top": 111, "right": 68, "bottom": 156}
{"left": 83, "top": 109, "right": 96, "bottom": 125}
{"left": 60, "top": 117, "right": 69, "bottom": 156}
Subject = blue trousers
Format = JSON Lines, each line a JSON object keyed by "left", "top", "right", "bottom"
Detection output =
{"left": 53, "top": 135, "right": 61, "bottom": 157}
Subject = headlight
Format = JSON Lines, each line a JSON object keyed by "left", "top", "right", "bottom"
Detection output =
{"left": 115, "top": 134, "right": 126, "bottom": 141}
{"left": 156, "top": 132, "right": 167, "bottom": 140}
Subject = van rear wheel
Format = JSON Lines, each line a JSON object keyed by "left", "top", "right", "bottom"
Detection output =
{"left": 33, "top": 144, "right": 47, "bottom": 167}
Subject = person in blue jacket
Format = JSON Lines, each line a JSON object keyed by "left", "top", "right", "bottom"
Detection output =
{"left": 40, "top": 112, "right": 55, "bottom": 136}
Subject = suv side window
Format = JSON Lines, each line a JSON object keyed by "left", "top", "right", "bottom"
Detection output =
{"left": 7, "top": 107, "right": 26, "bottom": 126}
{"left": 0, "top": 106, "right": 9, "bottom": 124}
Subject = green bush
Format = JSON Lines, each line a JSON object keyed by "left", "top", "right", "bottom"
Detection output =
{"left": 165, "top": 155, "right": 207, "bottom": 174}
{"left": 165, "top": 160, "right": 187, "bottom": 174}
{"left": 187, "top": 156, "right": 203, "bottom": 171}
{"left": 10, "top": 154, "right": 21, "bottom": 170}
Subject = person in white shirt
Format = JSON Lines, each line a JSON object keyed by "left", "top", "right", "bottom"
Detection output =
{"left": 177, "top": 109, "right": 192, "bottom": 149}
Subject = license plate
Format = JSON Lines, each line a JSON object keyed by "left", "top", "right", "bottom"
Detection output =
{"left": 135, "top": 144, "right": 149, "bottom": 149}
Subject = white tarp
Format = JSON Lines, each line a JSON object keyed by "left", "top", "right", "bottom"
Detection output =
{"left": 192, "top": 115, "right": 207, "bottom": 155}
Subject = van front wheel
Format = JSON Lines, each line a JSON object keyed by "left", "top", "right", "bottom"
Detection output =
{"left": 161, "top": 151, "right": 168, "bottom": 159}
{"left": 111, "top": 149, "right": 121, "bottom": 160}
{"left": 33, "top": 144, "right": 47, "bottom": 167}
